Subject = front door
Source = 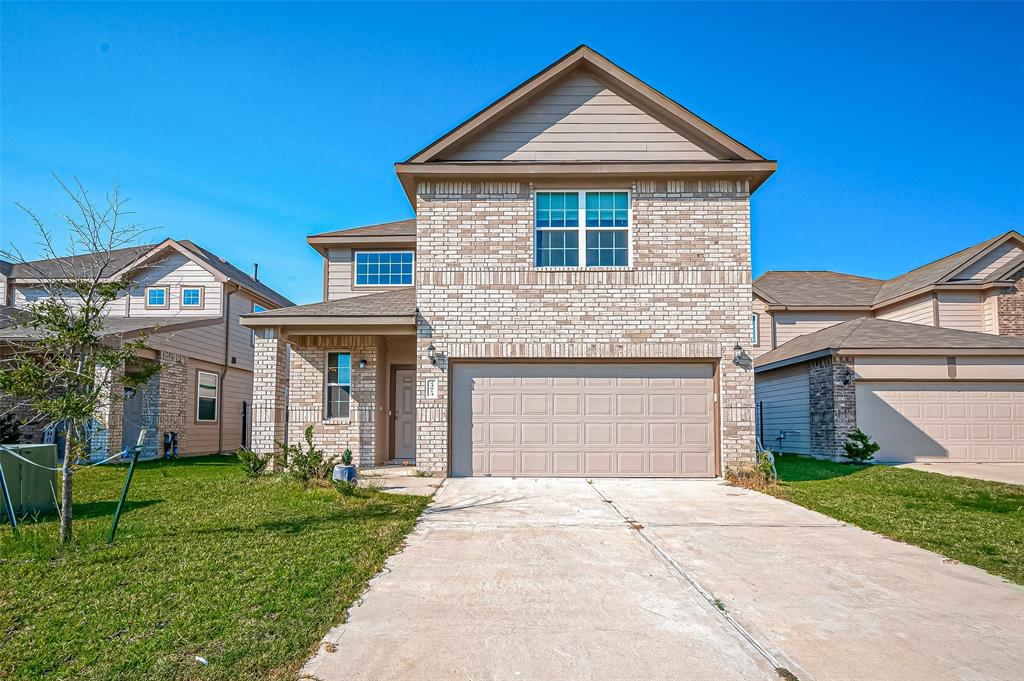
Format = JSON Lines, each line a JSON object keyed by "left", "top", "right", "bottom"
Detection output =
{"left": 392, "top": 368, "right": 416, "bottom": 460}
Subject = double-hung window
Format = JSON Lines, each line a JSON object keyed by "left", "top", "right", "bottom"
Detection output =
{"left": 196, "top": 371, "right": 218, "bottom": 422}
{"left": 535, "top": 191, "right": 629, "bottom": 268}
{"left": 355, "top": 251, "right": 414, "bottom": 287}
{"left": 325, "top": 352, "right": 352, "bottom": 419}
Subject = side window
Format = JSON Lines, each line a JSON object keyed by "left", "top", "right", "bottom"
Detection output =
{"left": 251, "top": 303, "right": 265, "bottom": 346}
{"left": 196, "top": 371, "right": 218, "bottom": 422}
{"left": 752, "top": 313, "right": 760, "bottom": 346}
{"left": 145, "top": 287, "right": 168, "bottom": 308}
{"left": 325, "top": 352, "right": 351, "bottom": 419}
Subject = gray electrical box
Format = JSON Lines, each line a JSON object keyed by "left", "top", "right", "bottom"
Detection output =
{"left": 0, "top": 444, "right": 58, "bottom": 515}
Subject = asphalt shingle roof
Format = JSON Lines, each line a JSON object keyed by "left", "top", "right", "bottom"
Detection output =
{"left": 754, "top": 271, "right": 882, "bottom": 307}
{"left": 309, "top": 219, "right": 416, "bottom": 239}
{"left": 246, "top": 288, "right": 415, "bottom": 319}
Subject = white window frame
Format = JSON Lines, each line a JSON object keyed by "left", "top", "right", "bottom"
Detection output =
{"left": 353, "top": 250, "right": 415, "bottom": 288}
{"left": 534, "top": 189, "right": 632, "bottom": 269}
{"left": 145, "top": 286, "right": 168, "bottom": 309}
{"left": 196, "top": 371, "right": 219, "bottom": 423}
{"left": 180, "top": 286, "right": 204, "bottom": 308}
{"left": 752, "top": 313, "right": 760, "bottom": 346}
{"left": 324, "top": 351, "right": 352, "bottom": 421}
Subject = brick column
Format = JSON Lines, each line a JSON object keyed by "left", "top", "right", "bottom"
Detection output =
{"left": 252, "top": 328, "right": 288, "bottom": 461}
{"left": 90, "top": 361, "right": 124, "bottom": 458}
{"left": 810, "top": 356, "right": 857, "bottom": 456}
{"left": 158, "top": 351, "right": 187, "bottom": 456}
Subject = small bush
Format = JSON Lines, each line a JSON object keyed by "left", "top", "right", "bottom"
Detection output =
{"left": 843, "top": 428, "right": 880, "bottom": 463}
{"left": 235, "top": 448, "right": 269, "bottom": 478}
{"left": 726, "top": 450, "right": 779, "bottom": 493}
{"left": 341, "top": 448, "right": 353, "bottom": 466}
{"left": 0, "top": 413, "right": 23, "bottom": 444}
{"left": 277, "top": 426, "right": 340, "bottom": 485}
{"left": 332, "top": 480, "right": 356, "bottom": 496}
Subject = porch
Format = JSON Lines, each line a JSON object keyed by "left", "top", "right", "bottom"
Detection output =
{"left": 241, "top": 290, "right": 418, "bottom": 467}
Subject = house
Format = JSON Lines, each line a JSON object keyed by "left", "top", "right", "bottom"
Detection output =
{"left": 0, "top": 238, "right": 292, "bottom": 458}
{"left": 242, "top": 45, "right": 776, "bottom": 478}
{"left": 752, "top": 231, "right": 1024, "bottom": 462}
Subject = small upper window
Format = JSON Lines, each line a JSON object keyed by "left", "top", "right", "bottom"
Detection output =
{"left": 536, "top": 191, "right": 629, "bottom": 268}
{"left": 181, "top": 287, "right": 202, "bottom": 307}
{"left": 196, "top": 371, "right": 218, "bottom": 422}
{"left": 752, "top": 313, "right": 760, "bottom": 346}
{"left": 146, "top": 287, "right": 167, "bottom": 308}
{"left": 355, "top": 251, "right": 414, "bottom": 287}
{"left": 251, "top": 304, "right": 265, "bottom": 346}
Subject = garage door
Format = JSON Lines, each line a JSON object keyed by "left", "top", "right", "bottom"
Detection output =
{"left": 451, "top": 362, "right": 717, "bottom": 477}
{"left": 856, "top": 382, "right": 1024, "bottom": 463}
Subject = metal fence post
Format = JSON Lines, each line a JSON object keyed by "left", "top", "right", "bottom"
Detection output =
{"left": 108, "top": 431, "right": 146, "bottom": 545}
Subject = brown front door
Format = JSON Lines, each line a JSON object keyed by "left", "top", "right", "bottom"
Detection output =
{"left": 392, "top": 368, "right": 416, "bottom": 460}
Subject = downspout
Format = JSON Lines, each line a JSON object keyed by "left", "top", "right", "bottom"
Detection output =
{"left": 218, "top": 283, "right": 239, "bottom": 454}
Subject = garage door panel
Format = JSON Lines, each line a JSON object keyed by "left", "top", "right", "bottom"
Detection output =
{"left": 453, "top": 362, "right": 717, "bottom": 477}
{"left": 857, "top": 381, "right": 1024, "bottom": 463}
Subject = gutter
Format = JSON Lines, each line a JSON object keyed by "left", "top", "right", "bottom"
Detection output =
{"left": 218, "top": 283, "right": 239, "bottom": 454}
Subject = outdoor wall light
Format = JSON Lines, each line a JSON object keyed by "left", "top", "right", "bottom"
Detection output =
{"left": 427, "top": 343, "right": 437, "bottom": 365}
{"left": 358, "top": 358, "right": 367, "bottom": 370}
{"left": 733, "top": 343, "right": 752, "bottom": 370}
{"left": 842, "top": 369, "right": 854, "bottom": 385}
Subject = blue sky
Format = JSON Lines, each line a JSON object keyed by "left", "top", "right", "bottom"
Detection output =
{"left": 2, "top": 2, "right": 1021, "bottom": 304}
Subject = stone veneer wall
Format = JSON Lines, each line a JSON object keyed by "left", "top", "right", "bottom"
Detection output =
{"left": 287, "top": 335, "right": 377, "bottom": 467}
{"left": 997, "top": 270, "right": 1024, "bottom": 338}
{"left": 414, "top": 178, "right": 755, "bottom": 475}
{"left": 809, "top": 355, "right": 857, "bottom": 456}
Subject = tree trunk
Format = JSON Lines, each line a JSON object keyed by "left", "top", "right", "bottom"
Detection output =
{"left": 59, "top": 425, "right": 73, "bottom": 543}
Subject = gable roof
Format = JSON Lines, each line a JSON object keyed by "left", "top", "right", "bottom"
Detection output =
{"left": 755, "top": 316, "right": 1024, "bottom": 371}
{"left": 755, "top": 230, "right": 1024, "bottom": 310}
{"left": 3, "top": 240, "right": 292, "bottom": 308}
{"left": 407, "top": 46, "right": 766, "bottom": 165}
{"left": 240, "top": 288, "right": 416, "bottom": 329}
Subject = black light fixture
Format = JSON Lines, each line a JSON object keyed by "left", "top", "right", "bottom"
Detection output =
{"left": 842, "top": 369, "right": 854, "bottom": 385}
{"left": 427, "top": 343, "right": 437, "bottom": 365}
{"left": 732, "top": 343, "right": 752, "bottom": 370}
{"left": 358, "top": 358, "right": 367, "bottom": 370}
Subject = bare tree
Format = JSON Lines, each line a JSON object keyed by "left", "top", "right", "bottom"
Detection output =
{"left": 0, "top": 176, "right": 158, "bottom": 543}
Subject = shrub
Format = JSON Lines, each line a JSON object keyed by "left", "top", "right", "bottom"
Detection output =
{"left": 277, "top": 426, "right": 339, "bottom": 485}
{"left": 235, "top": 448, "right": 269, "bottom": 478}
{"left": 0, "top": 413, "right": 23, "bottom": 445}
{"left": 843, "top": 428, "right": 880, "bottom": 463}
{"left": 342, "top": 448, "right": 353, "bottom": 466}
{"left": 332, "top": 479, "right": 356, "bottom": 496}
{"left": 725, "top": 449, "right": 778, "bottom": 493}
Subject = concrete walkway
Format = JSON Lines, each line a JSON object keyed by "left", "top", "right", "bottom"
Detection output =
{"left": 896, "top": 461, "right": 1024, "bottom": 486}
{"left": 302, "top": 478, "right": 1024, "bottom": 681}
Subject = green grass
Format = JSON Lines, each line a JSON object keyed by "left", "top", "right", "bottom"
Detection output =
{"left": 0, "top": 456, "right": 430, "bottom": 680}
{"left": 772, "top": 454, "right": 1024, "bottom": 584}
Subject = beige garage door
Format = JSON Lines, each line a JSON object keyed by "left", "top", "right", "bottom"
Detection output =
{"left": 451, "top": 362, "right": 717, "bottom": 478}
{"left": 856, "top": 382, "right": 1024, "bottom": 463}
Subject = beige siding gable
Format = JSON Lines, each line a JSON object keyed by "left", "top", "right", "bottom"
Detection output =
{"left": 936, "top": 291, "right": 984, "bottom": 332}
{"left": 440, "top": 72, "right": 720, "bottom": 162}
{"left": 876, "top": 294, "right": 935, "bottom": 326}
{"left": 952, "top": 240, "right": 1023, "bottom": 281}
{"left": 773, "top": 311, "right": 863, "bottom": 346}
{"left": 326, "top": 248, "right": 353, "bottom": 301}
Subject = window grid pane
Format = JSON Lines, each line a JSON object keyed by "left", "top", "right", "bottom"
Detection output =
{"left": 536, "top": 230, "right": 579, "bottom": 267}
{"left": 182, "top": 288, "right": 201, "bottom": 306}
{"left": 147, "top": 289, "right": 165, "bottom": 306}
{"left": 355, "top": 251, "right": 414, "bottom": 286}
{"left": 535, "top": 192, "right": 579, "bottom": 229}
{"left": 585, "top": 229, "right": 628, "bottom": 266}
{"left": 585, "top": 191, "right": 629, "bottom": 228}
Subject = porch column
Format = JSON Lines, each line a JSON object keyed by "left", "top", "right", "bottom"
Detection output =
{"left": 90, "top": 361, "right": 124, "bottom": 459}
{"left": 157, "top": 351, "right": 188, "bottom": 457}
{"left": 252, "top": 328, "right": 288, "bottom": 464}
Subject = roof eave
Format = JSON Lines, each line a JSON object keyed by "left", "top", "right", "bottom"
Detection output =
{"left": 240, "top": 314, "right": 416, "bottom": 328}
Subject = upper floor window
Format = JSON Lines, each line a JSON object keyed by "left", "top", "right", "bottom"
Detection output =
{"left": 325, "top": 351, "right": 352, "bottom": 419}
{"left": 250, "top": 304, "right": 265, "bottom": 346}
{"left": 355, "top": 251, "right": 414, "bottom": 287}
{"left": 145, "top": 286, "right": 168, "bottom": 308}
{"left": 751, "top": 313, "right": 760, "bottom": 346}
{"left": 535, "top": 191, "right": 630, "bottom": 268}
{"left": 181, "top": 287, "right": 203, "bottom": 308}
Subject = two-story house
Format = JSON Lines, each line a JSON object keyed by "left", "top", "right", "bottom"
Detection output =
{"left": 1, "top": 238, "right": 292, "bottom": 458}
{"left": 752, "top": 231, "right": 1024, "bottom": 463}
{"left": 242, "top": 46, "right": 776, "bottom": 477}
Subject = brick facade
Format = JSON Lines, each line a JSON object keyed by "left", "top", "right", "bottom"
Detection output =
{"left": 251, "top": 330, "right": 288, "bottom": 459}
{"left": 414, "top": 178, "right": 756, "bottom": 475}
{"left": 996, "top": 269, "right": 1024, "bottom": 338}
{"left": 809, "top": 355, "right": 857, "bottom": 456}
{"left": 287, "top": 335, "right": 378, "bottom": 467}
{"left": 157, "top": 352, "right": 188, "bottom": 456}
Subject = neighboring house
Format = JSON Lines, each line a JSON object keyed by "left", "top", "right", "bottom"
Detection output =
{"left": 242, "top": 45, "right": 776, "bottom": 478}
{"left": 0, "top": 238, "right": 292, "bottom": 458}
{"left": 752, "top": 231, "right": 1024, "bottom": 462}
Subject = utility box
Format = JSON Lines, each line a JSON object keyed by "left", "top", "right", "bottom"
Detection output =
{"left": 0, "top": 444, "right": 58, "bottom": 515}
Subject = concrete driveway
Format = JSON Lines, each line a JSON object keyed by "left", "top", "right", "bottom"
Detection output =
{"left": 896, "top": 462, "right": 1024, "bottom": 486}
{"left": 302, "top": 478, "right": 1024, "bottom": 681}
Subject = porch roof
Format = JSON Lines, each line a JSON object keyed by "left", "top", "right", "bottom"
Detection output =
{"left": 239, "top": 288, "right": 416, "bottom": 331}
{"left": 0, "top": 310, "right": 221, "bottom": 341}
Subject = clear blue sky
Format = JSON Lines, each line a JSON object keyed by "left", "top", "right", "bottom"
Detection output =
{"left": 2, "top": 2, "right": 1021, "bottom": 304}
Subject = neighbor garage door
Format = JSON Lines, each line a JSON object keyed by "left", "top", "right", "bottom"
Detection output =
{"left": 451, "top": 362, "right": 717, "bottom": 477}
{"left": 856, "top": 381, "right": 1024, "bottom": 463}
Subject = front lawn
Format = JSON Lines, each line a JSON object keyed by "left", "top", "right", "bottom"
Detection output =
{"left": 772, "top": 454, "right": 1024, "bottom": 585}
{"left": 0, "top": 457, "right": 429, "bottom": 680}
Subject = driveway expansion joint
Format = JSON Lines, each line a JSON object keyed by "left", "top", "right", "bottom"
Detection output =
{"left": 585, "top": 480, "right": 808, "bottom": 681}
